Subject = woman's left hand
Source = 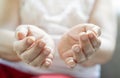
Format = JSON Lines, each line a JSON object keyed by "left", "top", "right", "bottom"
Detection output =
{"left": 58, "top": 24, "right": 101, "bottom": 68}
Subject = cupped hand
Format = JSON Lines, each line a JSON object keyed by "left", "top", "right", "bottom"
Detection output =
{"left": 58, "top": 24, "right": 101, "bottom": 68}
{"left": 14, "top": 25, "right": 55, "bottom": 68}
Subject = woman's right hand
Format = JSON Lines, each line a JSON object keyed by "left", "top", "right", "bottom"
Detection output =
{"left": 13, "top": 25, "right": 55, "bottom": 68}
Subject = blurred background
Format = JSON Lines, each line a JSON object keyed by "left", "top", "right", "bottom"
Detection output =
{"left": 101, "top": 0, "right": 120, "bottom": 78}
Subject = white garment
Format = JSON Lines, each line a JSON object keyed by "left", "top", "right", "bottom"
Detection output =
{"left": 0, "top": 0, "right": 101, "bottom": 78}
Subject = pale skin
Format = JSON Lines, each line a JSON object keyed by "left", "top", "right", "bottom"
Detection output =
{"left": 58, "top": 24, "right": 101, "bottom": 67}
{"left": 0, "top": 0, "right": 117, "bottom": 68}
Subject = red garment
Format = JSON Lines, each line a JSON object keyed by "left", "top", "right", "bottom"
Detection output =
{"left": 33, "top": 74, "right": 74, "bottom": 78}
{"left": 0, "top": 64, "right": 74, "bottom": 78}
{"left": 0, "top": 64, "right": 34, "bottom": 78}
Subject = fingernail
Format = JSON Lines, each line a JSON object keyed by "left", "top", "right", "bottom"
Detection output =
{"left": 45, "top": 61, "right": 51, "bottom": 66}
{"left": 65, "top": 57, "right": 76, "bottom": 68}
{"left": 42, "top": 61, "right": 51, "bottom": 69}
{"left": 45, "top": 59, "right": 52, "bottom": 66}
{"left": 73, "top": 46, "right": 80, "bottom": 53}
{"left": 17, "top": 32, "right": 25, "bottom": 40}
{"left": 66, "top": 59, "right": 76, "bottom": 68}
{"left": 27, "top": 38, "right": 34, "bottom": 44}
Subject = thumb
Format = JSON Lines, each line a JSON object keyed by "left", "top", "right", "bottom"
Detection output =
{"left": 15, "top": 25, "right": 29, "bottom": 40}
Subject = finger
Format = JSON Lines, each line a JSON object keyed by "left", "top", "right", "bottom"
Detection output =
{"left": 65, "top": 57, "right": 76, "bottom": 68}
{"left": 14, "top": 36, "right": 35, "bottom": 55}
{"left": 87, "top": 31, "right": 101, "bottom": 50}
{"left": 79, "top": 32, "right": 95, "bottom": 58}
{"left": 20, "top": 40, "right": 45, "bottom": 63}
{"left": 91, "top": 26, "right": 101, "bottom": 37}
{"left": 15, "top": 25, "right": 29, "bottom": 40}
{"left": 41, "top": 57, "right": 53, "bottom": 68}
{"left": 62, "top": 50, "right": 76, "bottom": 68}
{"left": 72, "top": 44, "right": 86, "bottom": 63}
{"left": 41, "top": 53, "right": 54, "bottom": 68}
{"left": 85, "top": 24, "right": 101, "bottom": 37}
{"left": 29, "top": 48, "right": 50, "bottom": 67}
{"left": 67, "top": 25, "right": 86, "bottom": 41}
{"left": 41, "top": 60, "right": 51, "bottom": 69}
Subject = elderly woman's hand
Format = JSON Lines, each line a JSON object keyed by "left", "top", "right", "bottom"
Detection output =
{"left": 58, "top": 24, "right": 101, "bottom": 68}
{"left": 14, "top": 25, "right": 55, "bottom": 68}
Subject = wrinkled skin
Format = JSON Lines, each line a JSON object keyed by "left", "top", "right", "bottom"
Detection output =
{"left": 14, "top": 25, "right": 55, "bottom": 68}
{"left": 14, "top": 24, "right": 101, "bottom": 68}
{"left": 58, "top": 24, "right": 101, "bottom": 68}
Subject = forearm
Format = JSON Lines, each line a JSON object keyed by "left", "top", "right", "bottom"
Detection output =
{"left": 0, "top": 29, "right": 21, "bottom": 61}
{"left": 0, "top": 0, "right": 20, "bottom": 61}
{"left": 0, "top": 29, "right": 14, "bottom": 48}
{"left": 0, "top": 0, "right": 20, "bottom": 30}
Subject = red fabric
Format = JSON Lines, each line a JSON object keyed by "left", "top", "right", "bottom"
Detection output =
{"left": 33, "top": 74, "right": 74, "bottom": 78}
{"left": 0, "top": 64, "right": 34, "bottom": 78}
{"left": 0, "top": 64, "right": 74, "bottom": 78}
